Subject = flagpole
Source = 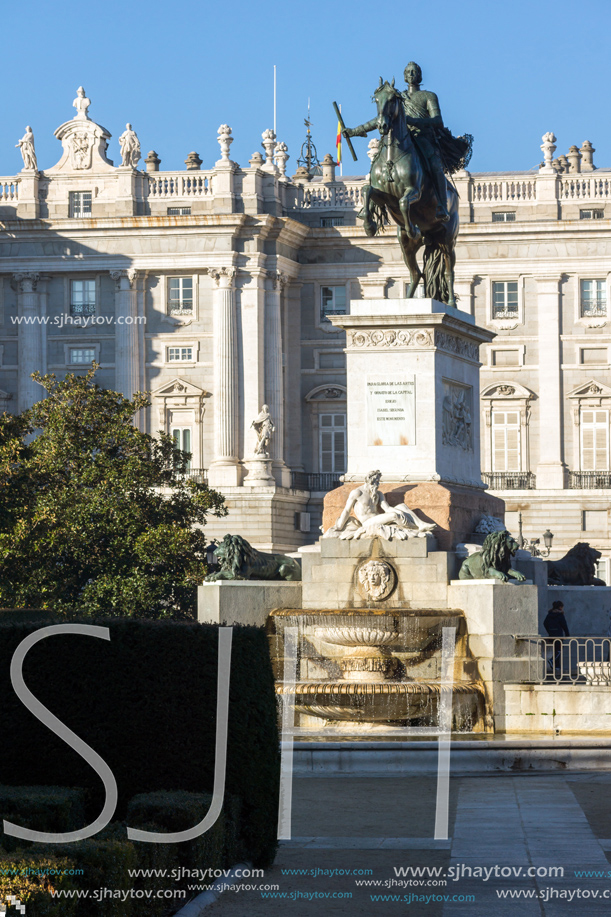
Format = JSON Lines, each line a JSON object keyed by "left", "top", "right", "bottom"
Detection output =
{"left": 273, "top": 65, "right": 277, "bottom": 137}
{"left": 339, "top": 103, "right": 343, "bottom": 177}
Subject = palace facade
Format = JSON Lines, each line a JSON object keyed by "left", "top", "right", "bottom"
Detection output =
{"left": 3, "top": 91, "right": 611, "bottom": 574}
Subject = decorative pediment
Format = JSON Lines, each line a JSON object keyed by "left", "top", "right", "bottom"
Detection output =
{"left": 305, "top": 384, "right": 347, "bottom": 402}
{"left": 46, "top": 88, "right": 114, "bottom": 174}
{"left": 151, "top": 378, "right": 209, "bottom": 399}
{"left": 567, "top": 379, "right": 611, "bottom": 400}
{"left": 481, "top": 381, "right": 535, "bottom": 400}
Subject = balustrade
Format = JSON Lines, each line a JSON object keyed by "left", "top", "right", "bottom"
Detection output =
{"left": 0, "top": 179, "right": 19, "bottom": 202}
{"left": 147, "top": 172, "right": 214, "bottom": 199}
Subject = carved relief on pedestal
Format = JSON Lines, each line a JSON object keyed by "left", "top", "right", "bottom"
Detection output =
{"left": 442, "top": 382, "right": 473, "bottom": 452}
{"left": 356, "top": 560, "right": 397, "bottom": 602}
{"left": 349, "top": 329, "right": 432, "bottom": 349}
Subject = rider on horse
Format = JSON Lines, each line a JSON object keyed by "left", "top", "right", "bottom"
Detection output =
{"left": 344, "top": 62, "right": 471, "bottom": 224}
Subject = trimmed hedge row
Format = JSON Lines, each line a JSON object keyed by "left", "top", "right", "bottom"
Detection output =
{"left": 0, "top": 790, "right": 246, "bottom": 916}
{"left": 0, "top": 620, "right": 279, "bottom": 866}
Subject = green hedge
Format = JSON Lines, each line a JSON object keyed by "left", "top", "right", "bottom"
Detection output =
{"left": 0, "top": 789, "right": 244, "bottom": 916}
{"left": 0, "top": 620, "right": 279, "bottom": 866}
{"left": 0, "top": 787, "right": 85, "bottom": 852}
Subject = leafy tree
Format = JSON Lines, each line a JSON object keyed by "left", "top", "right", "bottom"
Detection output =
{"left": 0, "top": 367, "right": 226, "bottom": 618}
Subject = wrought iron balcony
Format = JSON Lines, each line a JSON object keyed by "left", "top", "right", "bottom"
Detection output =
{"left": 291, "top": 472, "right": 343, "bottom": 492}
{"left": 482, "top": 471, "right": 536, "bottom": 490}
{"left": 180, "top": 468, "right": 208, "bottom": 484}
{"left": 569, "top": 470, "right": 611, "bottom": 489}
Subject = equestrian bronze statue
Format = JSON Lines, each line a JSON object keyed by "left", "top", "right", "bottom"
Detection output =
{"left": 342, "top": 62, "right": 472, "bottom": 306}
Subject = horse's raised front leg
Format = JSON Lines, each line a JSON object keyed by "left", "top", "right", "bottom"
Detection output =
{"left": 358, "top": 183, "right": 377, "bottom": 237}
{"left": 398, "top": 186, "right": 421, "bottom": 241}
{"left": 398, "top": 226, "right": 422, "bottom": 297}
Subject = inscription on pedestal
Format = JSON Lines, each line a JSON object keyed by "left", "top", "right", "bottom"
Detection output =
{"left": 366, "top": 375, "right": 416, "bottom": 447}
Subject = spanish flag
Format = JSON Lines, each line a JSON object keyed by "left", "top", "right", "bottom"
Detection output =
{"left": 336, "top": 118, "right": 342, "bottom": 165}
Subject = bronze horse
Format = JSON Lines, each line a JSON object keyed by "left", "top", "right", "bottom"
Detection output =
{"left": 359, "top": 79, "right": 459, "bottom": 306}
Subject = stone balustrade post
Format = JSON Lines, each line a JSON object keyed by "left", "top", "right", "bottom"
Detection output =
{"left": 208, "top": 267, "right": 241, "bottom": 487}
{"left": 14, "top": 272, "right": 43, "bottom": 411}
{"left": 111, "top": 269, "right": 140, "bottom": 401}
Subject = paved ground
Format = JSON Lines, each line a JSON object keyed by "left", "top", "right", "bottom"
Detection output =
{"left": 207, "top": 773, "right": 611, "bottom": 916}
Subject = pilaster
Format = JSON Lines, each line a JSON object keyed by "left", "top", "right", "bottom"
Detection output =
{"left": 535, "top": 275, "right": 567, "bottom": 489}
{"left": 111, "top": 269, "right": 140, "bottom": 401}
{"left": 265, "top": 271, "right": 291, "bottom": 486}
{"left": 13, "top": 272, "right": 43, "bottom": 412}
{"left": 208, "top": 266, "right": 241, "bottom": 487}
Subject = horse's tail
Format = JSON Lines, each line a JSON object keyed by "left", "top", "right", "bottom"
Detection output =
{"left": 370, "top": 200, "right": 390, "bottom": 235}
{"left": 423, "top": 243, "right": 449, "bottom": 303}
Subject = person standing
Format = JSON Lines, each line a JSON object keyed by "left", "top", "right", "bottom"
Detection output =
{"left": 543, "top": 600, "right": 569, "bottom": 678}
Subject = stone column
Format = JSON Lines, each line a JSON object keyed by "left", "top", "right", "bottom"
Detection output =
{"left": 14, "top": 272, "right": 43, "bottom": 412}
{"left": 111, "top": 269, "right": 139, "bottom": 401}
{"left": 208, "top": 267, "right": 241, "bottom": 487}
{"left": 535, "top": 276, "right": 567, "bottom": 489}
{"left": 265, "top": 271, "right": 290, "bottom": 486}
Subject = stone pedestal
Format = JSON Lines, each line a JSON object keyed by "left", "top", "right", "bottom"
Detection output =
{"left": 198, "top": 580, "right": 302, "bottom": 628}
{"left": 329, "top": 298, "right": 494, "bottom": 486}
{"left": 242, "top": 456, "right": 275, "bottom": 487}
{"left": 448, "top": 580, "right": 539, "bottom": 732}
{"left": 323, "top": 481, "right": 504, "bottom": 551}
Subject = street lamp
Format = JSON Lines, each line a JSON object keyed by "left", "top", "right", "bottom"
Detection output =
{"left": 542, "top": 529, "right": 554, "bottom": 556}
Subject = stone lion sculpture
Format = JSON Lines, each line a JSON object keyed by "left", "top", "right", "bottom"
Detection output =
{"left": 204, "top": 534, "right": 301, "bottom": 582}
{"left": 547, "top": 542, "right": 605, "bottom": 586}
{"left": 458, "top": 531, "right": 526, "bottom": 583}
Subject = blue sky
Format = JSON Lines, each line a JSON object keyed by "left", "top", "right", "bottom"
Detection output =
{"left": 3, "top": 0, "right": 610, "bottom": 177}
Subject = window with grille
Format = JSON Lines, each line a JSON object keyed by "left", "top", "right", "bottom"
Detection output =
{"left": 492, "top": 281, "right": 518, "bottom": 319}
{"left": 320, "top": 413, "right": 346, "bottom": 473}
{"left": 492, "top": 411, "right": 520, "bottom": 471}
{"left": 70, "top": 279, "right": 96, "bottom": 316}
{"left": 320, "top": 285, "right": 347, "bottom": 320}
{"left": 168, "top": 277, "right": 193, "bottom": 313}
{"left": 167, "top": 347, "right": 193, "bottom": 362}
{"left": 70, "top": 348, "right": 96, "bottom": 364}
{"left": 167, "top": 207, "right": 191, "bottom": 215}
{"left": 580, "top": 279, "right": 607, "bottom": 317}
{"left": 492, "top": 212, "right": 516, "bottom": 222}
{"left": 581, "top": 409, "right": 609, "bottom": 470}
{"left": 580, "top": 209, "right": 604, "bottom": 220}
{"left": 320, "top": 217, "right": 344, "bottom": 227}
{"left": 69, "top": 191, "right": 92, "bottom": 218}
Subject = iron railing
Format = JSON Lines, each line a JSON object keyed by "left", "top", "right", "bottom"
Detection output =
{"left": 180, "top": 468, "right": 208, "bottom": 484}
{"left": 290, "top": 472, "right": 343, "bottom": 492}
{"left": 482, "top": 471, "right": 536, "bottom": 490}
{"left": 569, "top": 471, "right": 611, "bottom": 489}
{"left": 514, "top": 635, "right": 611, "bottom": 684}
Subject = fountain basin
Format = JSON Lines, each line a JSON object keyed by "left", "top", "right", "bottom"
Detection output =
{"left": 277, "top": 681, "right": 483, "bottom": 725}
